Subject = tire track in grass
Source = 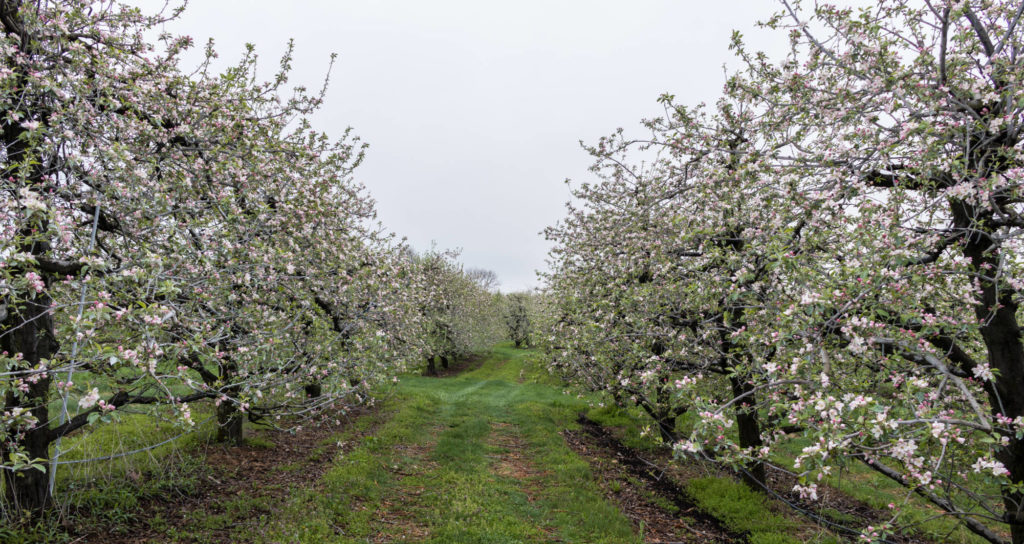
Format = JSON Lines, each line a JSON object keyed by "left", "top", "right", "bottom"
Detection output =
{"left": 369, "top": 425, "right": 442, "bottom": 543}
{"left": 388, "top": 365, "right": 643, "bottom": 543}
{"left": 415, "top": 386, "right": 551, "bottom": 543}
{"left": 489, "top": 422, "right": 540, "bottom": 484}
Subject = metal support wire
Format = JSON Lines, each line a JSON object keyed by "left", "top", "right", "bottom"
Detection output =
{"left": 48, "top": 203, "right": 100, "bottom": 495}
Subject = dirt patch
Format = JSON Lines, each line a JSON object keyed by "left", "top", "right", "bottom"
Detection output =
{"left": 565, "top": 416, "right": 740, "bottom": 543}
{"left": 77, "top": 405, "right": 382, "bottom": 544}
{"left": 427, "top": 354, "right": 486, "bottom": 378}
{"left": 372, "top": 498, "right": 431, "bottom": 543}
{"left": 488, "top": 422, "right": 543, "bottom": 483}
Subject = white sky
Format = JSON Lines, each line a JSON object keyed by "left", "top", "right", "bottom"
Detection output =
{"left": 131, "top": 1, "right": 793, "bottom": 292}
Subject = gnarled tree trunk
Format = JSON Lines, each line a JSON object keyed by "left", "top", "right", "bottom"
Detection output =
{"left": 216, "top": 396, "right": 244, "bottom": 445}
{"left": 729, "top": 375, "right": 765, "bottom": 490}
{"left": 1, "top": 291, "right": 59, "bottom": 513}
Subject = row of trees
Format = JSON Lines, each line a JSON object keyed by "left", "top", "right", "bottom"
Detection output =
{"left": 503, "top": 292, "right": 536, "bottom": 348}
{"left": 0, "top": 0, "right": 500, "bottom": 519}
{"left": 545, "top": 1, "right": 1024, "bottom": 542}
{"left": 417, "top": 252, "right": 505, "bottom": 375}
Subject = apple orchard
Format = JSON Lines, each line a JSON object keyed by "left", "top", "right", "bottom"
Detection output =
{"left": 7, "top": 2, "right": 1024, "bottom": 544}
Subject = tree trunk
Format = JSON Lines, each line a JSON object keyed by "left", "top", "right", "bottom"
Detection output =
{"left": 425, "top": 356, "right": 437, "bottom": 376}
{"left": 1, "top": 380, "right": 53, "bottom": 514}
{"left": 1, "top": 289, "right": 59, "bottom": 514}
{"left": 982, "top": 309, "right": 1024, "bottom": 544}
{"left": 440, "top": 355, "right": 449, "bottom": 370}
{"left": 0, "top": 430, "right": 50, "bottom": 514}
{"left": 0, "top": 6, "right": 58, "bottom": 514}
{"left": 639, "top": 400, "right": 678, "bottom": 443}
{"left": 718, "top": 301, "right": 767, "bottom": 491}
{"left": 977, "top": 287, "right": 1024, "bottom": 543}
{"left": 730, "top": 375, "right": 766, "bottom": 490}
{"left": 959, "top": 202, "right": 1024, "bottom": 544}
{"left": 655, "top": 378, "right": 678, "bottom": 443}
{"left": 611, "top": 387, "right": 629, "bottom": 408}
{"left": 216, "top": 398, "right": 244, "bottom": 445}
{"left": 655, "top": 412, "right": 677, "bottom": 443}
{"left": 514, "top": 340, "right": 522, "bottom": 348}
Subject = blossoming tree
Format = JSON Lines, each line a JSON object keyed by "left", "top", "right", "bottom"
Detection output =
{"left": 503, "top": 292, "right": 533, "bottom": 348}
{"left": 414, "top": 249, "right": 502, "bottom": 375}
{"left": 548, "top": 1, "right": 1024, "bottom": 541}
{"left": 0, "top": 0, "right": 421, "bottom": 515}
{"left": 718, "top": 2, "right": 1024, "bottom": 541}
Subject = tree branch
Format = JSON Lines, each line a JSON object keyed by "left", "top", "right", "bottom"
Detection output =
{"left": 854, "top": 454, "right": 1008, "bottom": 544}
{"left": 35, "top": 257, "right": 86, "bottom": 276}
{"left": 49, "top": 390, "right": 217, "bottom": 440}
{"left": 963, "top": 6, "right": 996, "bottom": 57}
{"left": 995, "top": 1, "right": 1024, "bottom": 56}
{"left": 939, "top": 7, "right": 950, "bottom": 86}
{"left": 869, "top": 337, "right": 991, "bottom": 431}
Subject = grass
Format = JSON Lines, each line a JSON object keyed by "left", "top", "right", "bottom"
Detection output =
{"left": 11, "top": 342, "right": 994, "bottom": 543}
{"left": 586, "top": 402, "right": 828, "bottom": 544}
{"left": 55, "top": 404, "right": 217, "bottom": 512}
{"left": 0, "top": 420, "right": 217, "bottom": 543}
{"left": 584, "top": 403, "right": 667, "bottom": 451}
{"left": 256, "top": 344, "right": 641, "bottom": 543}
{"left": 586, "top": 382, "right": 1005, "bottom": 543}
{"left": 0, "top": 400, "right": 219, "bottom": 543}
{"left": 685, "top": 477, "right": 807, "bottom": 544}
{"left": 826, "top": 468, "right": 993, "bottom": 543}
{"left": 251, "top": 343, "right": 828, "bottom": 543}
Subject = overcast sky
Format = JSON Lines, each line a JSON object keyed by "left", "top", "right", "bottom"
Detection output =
{"left": 131, "top": 1, "right": 793, "bottom": 292}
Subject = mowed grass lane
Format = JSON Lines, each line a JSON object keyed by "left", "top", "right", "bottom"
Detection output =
{"left": 256, "top": 345, "right": 640, "bottom": 544}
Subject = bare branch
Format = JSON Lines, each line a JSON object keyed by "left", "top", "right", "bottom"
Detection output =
{"left": 964, "top": 6, "right": 996, "bottom": 57}
{"left": 995, "top": 1, "right": 1024, "bottom": 55}
{"left": 854, "top": 454, "right": 1009, "bottom": 544}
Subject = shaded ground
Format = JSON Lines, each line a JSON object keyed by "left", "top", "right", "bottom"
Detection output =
{"left": 639, "top": 434, "right": 945, "bottom": 543}
{"left": 79, "top": 406, "right": 380, "bottom": 544}
{"left": 584, "top": 414, "right": 957, "bottom": 544}
{"left": 765, "top": 465, "right": 931, "bottom": 544}
{"left": 431, "top": 354, "right": 486, "bottom": 377}
{"left": 563, "top": 422, "right": 738, "bottom": 543}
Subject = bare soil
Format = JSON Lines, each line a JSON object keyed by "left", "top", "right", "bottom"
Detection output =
{"left": 488, "top": 422, "right": 544, "bottom": 493}
{"left": 574, "top": 414, "right": 947, "bottom": 544}
{"left": 426, "top": 354, "right": 486, "bottom": 378}
{"left": 77, "top": 406, "right": 381, "bottom": 544}
{"left": 564, "top": 416, "right": 741, "bottom": 543}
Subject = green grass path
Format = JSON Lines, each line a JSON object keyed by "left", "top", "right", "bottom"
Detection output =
{"left": 258, "top": 345, "right": 641, "bottom": 543}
